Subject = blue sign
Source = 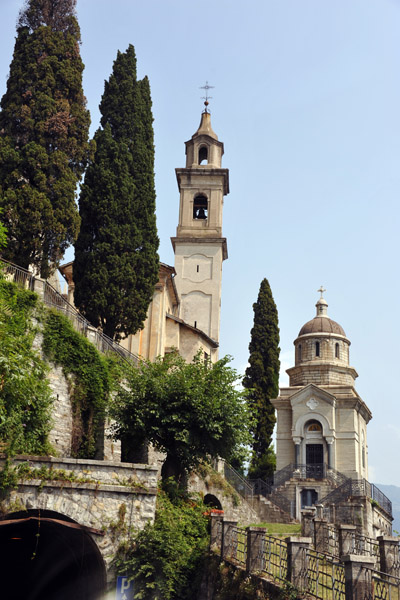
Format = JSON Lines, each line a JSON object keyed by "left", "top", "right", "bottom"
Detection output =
{"left": 116, "top": 576, "right": 134, "bottom": 600}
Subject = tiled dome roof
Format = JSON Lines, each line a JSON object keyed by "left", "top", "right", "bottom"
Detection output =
{"left": 298, "top": 317, "right": 346, "bottom": 337}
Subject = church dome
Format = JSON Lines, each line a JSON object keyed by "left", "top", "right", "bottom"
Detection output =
{"left": 298, "top": 290, "right": 346, "bottom": 337}
{"left": 299, "top": 317, "right": 346, "bottom": 337}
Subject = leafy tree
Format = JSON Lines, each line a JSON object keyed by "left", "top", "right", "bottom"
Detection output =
{"left": 243, "top": 278, "right": 280, "bottom": 480}
{"left": 73, "top": 45, "right": 159, "bottom": 341}
{"left": 110, "top": 351, "right": 251, "bottom": 488}
{"left": 0, "top": 0, "right": 91, "bottom": 277}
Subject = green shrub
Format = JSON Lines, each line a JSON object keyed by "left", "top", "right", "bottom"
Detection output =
{"left": 115, "top": 489, "right": 209, "bottom": 600}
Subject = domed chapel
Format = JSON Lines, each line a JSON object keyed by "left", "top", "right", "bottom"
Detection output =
{"left": 271, "top": 288, "right": 392, "bottom": 535}
{"left": 273, "top": 287, "right": 370, "bottom": 481}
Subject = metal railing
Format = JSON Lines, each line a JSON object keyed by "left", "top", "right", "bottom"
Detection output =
{"left": 320, "top": 479, "right": 392, "bottom": 518}
{"left": 363, "top": 567, "right": 400, "bottom": 600}
{"left": 250, "top": 477, "right": 295, "bottom": 518}
{"left": 1, "top": 258, "right": 139, "bottom": 366}
{"left": 271, "top": 463, "right": 349, "bottom": 489}
{"left": 223, "top": 462, "right": 254, "bottom": 501}
{"left": 307, "top": 548, "right": 346, "bottom": 600}
{"left": 262, "top": 534, "right": 288, "bottom": 582}
{"left": 231, "top": 526, "right": 247, "bottom": 568}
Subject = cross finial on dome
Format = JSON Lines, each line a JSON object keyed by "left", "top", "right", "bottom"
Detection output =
{"left": 318, "top": 285, "right": 326, "bottom": 299}
{"left": 200, "top": 81, "right": 214, "bottom": 113}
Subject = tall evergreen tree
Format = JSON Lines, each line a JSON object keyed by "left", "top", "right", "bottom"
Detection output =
{"left": 0, "top": 0, "right": 91, "bottom": 277}
{"left": 243, "top": 278, "right": 280, "bottom": 480}
{"left": 73, "top": 45, "right": 159, "bottom": 341}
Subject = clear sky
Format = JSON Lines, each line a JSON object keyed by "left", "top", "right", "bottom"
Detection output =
{"left": 1, "top": 0, "right": 400, "bottom": 486}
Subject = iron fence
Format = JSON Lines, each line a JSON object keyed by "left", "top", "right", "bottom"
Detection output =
{"left": 307, "top": 549, "right": 346, "bottom": 600}
{"left": 363, "top": 567, "right": 400, "bottom": 600}
{"left": 262, "top": 534, "right": 288, "bottom": 582}
{"left": 232, "top": 526, "right": 247, "bottom": 568}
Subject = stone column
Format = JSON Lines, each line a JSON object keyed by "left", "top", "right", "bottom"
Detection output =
{"left": 314, "top": 519, "right": 328, "bottom": 553}
{"left": 293, "top": 437, "right": 302, "bottom": 467}
{"left": 246, "top": 527, "right": 266, "bottom": 574}
{"left": 210, "top": 514, "right": 223, "bottom": 550}
{"left": 301, "top": 508, "right": 316, "bottom": 539}
{"left": 326, "top": 437, "right": 334, "bottom": 469}
{"left": 378, "top": 536, "right": 400, "bottom": 577}
{"left": 221, "top": 520, "right": 237, "bottom": 561}
{"left": 286, "top": 537, "right": 312, "bottom": 591}
{"left": 342, "top": 555, "right": 375, "bottom": 600}
{"left": 339, "top": 525, "right": 356, "bottom": 557}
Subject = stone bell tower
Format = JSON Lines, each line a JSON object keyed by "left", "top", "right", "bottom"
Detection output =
{"left": 171, "top": 108, "right": 229, "bottom": 344}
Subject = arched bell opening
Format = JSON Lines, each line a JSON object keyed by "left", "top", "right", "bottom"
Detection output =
{"left": 198, "top": 145, "right": 208, "bottom": 165}
{"left": 0, "top": 509, "right": 106, "bottom": 600}
{"left": 193, "top": 194, "right": 208, "bottom": 220}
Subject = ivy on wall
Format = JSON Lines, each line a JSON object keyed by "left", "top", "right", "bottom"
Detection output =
{"left": 0, "top": 277, "right": 53, "bottom": 457}
{"left": 42, "top": 310, "right": 117, "bottom": 458}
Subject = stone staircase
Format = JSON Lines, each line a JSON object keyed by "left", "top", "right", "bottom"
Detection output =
{"left": 253, "top": 494, "right": 296, "bottom": 523}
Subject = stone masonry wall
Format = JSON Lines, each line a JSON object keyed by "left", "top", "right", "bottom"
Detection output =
{"left": 0, "top": 456, "right": 158, "bottom": 585}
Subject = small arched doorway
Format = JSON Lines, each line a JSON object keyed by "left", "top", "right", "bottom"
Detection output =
{"left": 0, "top": 510, "right": 106, "bottom": 600}
{"left": 303, "top": 419, "right": 325, "bottom": 478}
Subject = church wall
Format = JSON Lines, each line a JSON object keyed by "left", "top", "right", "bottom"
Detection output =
{"left": 179, "top": 326, "right": 217, "bottom": 362}
{"left": 275, "top": 407, "right": 295, "bottom": 470}
{"left": 336, "top": 437, "right": 358, "bottom": 476}
{"left": 165, "top": 316, "right": 180, "bottom": 350}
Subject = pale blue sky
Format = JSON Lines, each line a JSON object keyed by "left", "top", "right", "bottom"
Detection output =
{"left": 1, "top": 0, "right": 400, "bottom": 486}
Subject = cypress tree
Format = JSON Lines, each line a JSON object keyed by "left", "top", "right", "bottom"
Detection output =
{"left": 0, "top": 0, "right": 91, "bottom": 277}
{"left": 73, "top": 45, "right": 159, "bottom": 341}
{"left": 243, "top": 278, "right": 280, "bottom": 480}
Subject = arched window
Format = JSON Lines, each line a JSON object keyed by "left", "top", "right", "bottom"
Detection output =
{"left": 199, "top": 146, "right": 208, "bottom": 165}
{"left": 298, "top": 344, "right": 302, "bottom": 361}
{"left": 308, "top": 422, "right": 322, "bottom": 432}
{"left": 193, "top": 195, "right": 208, "bottom": 219}
{"left": 335, "top": 343, "right": 339, "bottom": 358}
{"left": 315, "top": 341, "right": 320, "bottom": 357}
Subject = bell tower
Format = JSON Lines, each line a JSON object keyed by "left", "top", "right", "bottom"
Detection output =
{"left": 171, "top": 109, "right": 229, "bottom": 344}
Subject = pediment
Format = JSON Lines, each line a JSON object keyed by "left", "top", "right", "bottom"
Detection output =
{"left": 290, "top": 384, "right": 336, "bottom": 409}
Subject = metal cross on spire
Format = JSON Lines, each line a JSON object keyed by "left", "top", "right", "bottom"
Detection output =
{"left": 317, "top": 285, "right": 326, "bottom": 299}
{"left": 200, "top": 81, "right": 214, "bottom": 113}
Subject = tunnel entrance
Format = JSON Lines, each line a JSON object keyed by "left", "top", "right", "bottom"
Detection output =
{"left": 0, "top": 510, "right": 106, "bottom": 600}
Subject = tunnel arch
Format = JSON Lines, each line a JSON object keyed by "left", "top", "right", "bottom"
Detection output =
{"left": 0, "top": 509, "right": 106, "bottom": 600}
